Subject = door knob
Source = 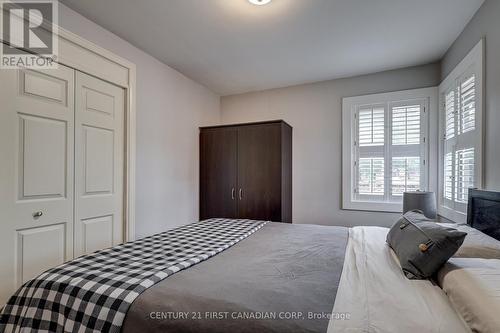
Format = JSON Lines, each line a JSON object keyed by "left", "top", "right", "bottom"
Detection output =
{"left": 33, "top": 211, "right": 43, "bottom": 218}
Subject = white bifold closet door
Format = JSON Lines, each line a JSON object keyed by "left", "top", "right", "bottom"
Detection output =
{"left": 0, "top": 67, "right": 125, "bottom": 305}
{"left": 74, "top": 72, "right": 124, "bottom": 257}
{"left": 0, "top": 65, "right": 75, "bottom": 304}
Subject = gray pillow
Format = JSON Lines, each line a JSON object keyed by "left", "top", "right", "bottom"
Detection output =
{"left": 402, "top": 210, "right": 437, "bottom": 223}
{"left": 386, "top": 211, "right": 467, "bottom": 279}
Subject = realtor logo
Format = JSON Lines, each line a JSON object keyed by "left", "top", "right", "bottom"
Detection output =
{"left": 1, "top": 0, "right": 58, "bottom": 68}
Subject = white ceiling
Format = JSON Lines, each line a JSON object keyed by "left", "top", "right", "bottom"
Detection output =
{"left": 61, "top": 0, "right": 484, "bottom": 96}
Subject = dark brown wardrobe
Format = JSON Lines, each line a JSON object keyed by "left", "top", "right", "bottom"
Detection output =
{"left": 200, "top": 120, "right": 292, "bottom": 223}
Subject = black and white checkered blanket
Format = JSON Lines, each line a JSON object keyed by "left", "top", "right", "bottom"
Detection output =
{"left": 0, "top": 218, "right": 267, "bottom": 333}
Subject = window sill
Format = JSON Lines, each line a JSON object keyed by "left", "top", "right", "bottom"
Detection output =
{"left": 342, "top": 200, "right": 402, "bottom": 213}
{"left": 438, "top": 205, "right": 467, "bottom": 224}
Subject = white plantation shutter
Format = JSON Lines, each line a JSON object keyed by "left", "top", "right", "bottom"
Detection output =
{"left": 392, "top": 105, "right": 421, "bottom": 145}
{"left": 389, "top": 102, "right": 425, "bottom": 198}
{"left": 358, "top": 158, "right": 384, "bottom": 195}
{"left": 441, "top": 75, "right": 478, "bottom": 213}
{"left": 438, "top": 40, "right": 483, "bottom": 222}
{"left": 343, "top": 87, "right": 433, "bottom": 212}
{"left": 460, "top": 75, "right": 475, "bottom": 134}
{"left": 444, "top": 152, "right": 453, "bottom": 201}
{"left": 445, "top": 89, "right": 456, "bottom": 140}
{"left": 443, "top": 75, "right": 475, "bottom": 140}
{"left": 358, "top": 107, "right": 384, "bottom": 146}
{"left": 455, "top": 148, "right": 475, "bottom": 203}
{"left": 391, "top": 157, "right": 420, "bottom": 195}
{"left": 355, "top": 105, "right": 386, "bottom": 201}
{"left": 353, "top": 99, "right": 427, "bottom": 204}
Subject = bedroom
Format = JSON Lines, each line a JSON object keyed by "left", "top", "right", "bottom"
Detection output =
{"left": 0, "top": 0, "right": 499, "bottom": 332}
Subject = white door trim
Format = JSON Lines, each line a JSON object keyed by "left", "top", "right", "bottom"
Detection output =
{"left": 1, "top": 15, "right": 137, "bottom": 242}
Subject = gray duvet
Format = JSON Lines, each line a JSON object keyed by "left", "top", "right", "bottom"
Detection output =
{"left": 122, "top": 222, "right": 348, "bottom": 333}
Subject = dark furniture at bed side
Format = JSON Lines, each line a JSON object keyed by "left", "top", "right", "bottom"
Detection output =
{"left": 200, "top": 120, "right": 292, "bottom": 223}
{"left": 467, "top": 189, "right": 500, "bottom": 241}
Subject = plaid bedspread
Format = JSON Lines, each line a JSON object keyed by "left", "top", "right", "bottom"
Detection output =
{"left": 0, "top": 218, "right": 267, "bottom": 333}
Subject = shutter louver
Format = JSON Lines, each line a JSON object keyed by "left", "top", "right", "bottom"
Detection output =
{"left": 444, "top": 152, "right": 453, "bottom": 201}
{"left": 445, "top": 90, "right": 455, "bottom": 139}
{"left": 358, "top": 158, "right": 384, "bottom": 195}
{"left": 391, "top": 157, "right": 420, "bottom": 195}
{"left": 460, "top": 75, "right": 475, "bottom": 134}
{"left": 358, "top": 107, "right": 384, "bottom": 146}
{"left": 455, "top": 148, "right": 474, "bottom": 203}
{"left": 392, "top": 105, "right": 421, "bottom": 145}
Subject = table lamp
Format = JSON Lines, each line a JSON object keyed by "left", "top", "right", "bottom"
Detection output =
{"left": 403, "top": 191, "right": 437, "bottom": 219}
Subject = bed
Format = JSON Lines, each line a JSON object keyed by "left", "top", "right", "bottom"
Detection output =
{"left": 1, "top": 189, "right": 500, "bottom": 333}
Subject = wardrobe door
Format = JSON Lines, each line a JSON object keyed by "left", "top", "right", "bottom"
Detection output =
{"left": 0, "top": 65, "right": 75, "bottom": 305}
{"left": 237, "top": 124, "right": 282, "bottom": 221}
{"left": 74, "top": 72, "right": 125, "bottom": 257}
{"left": 200, "top": 128, "right": 238, "bottom": 220}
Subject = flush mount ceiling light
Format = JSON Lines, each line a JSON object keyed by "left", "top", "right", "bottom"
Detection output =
{"left": 248, "top": 0, "right": 272, "bottom": 6}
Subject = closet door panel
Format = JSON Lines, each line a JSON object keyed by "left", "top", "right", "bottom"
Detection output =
{"left": 0, "top": 65, "right": 75, "bottom": 306}
{"left": 237, "top": 124, "right": 282, "bottom": 221}
{"left": 20, "top": 114, "right": 67, "bottom": 198}
{"left": 200, "top": 128, "right": 238, "bottom": 220}
{"left": 81, "top": 215, "right": 113, "bottom": 254}
{"left": 16, "top": 224, "right": 66, "bottom": 284}
{"left": 74, "top": 72, "right": 125, "bottom": 257}
{"left": 83, "top": 126, "right": 114, "bottom": 194}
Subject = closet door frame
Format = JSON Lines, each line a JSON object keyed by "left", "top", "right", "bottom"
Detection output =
{"left": 0, "top": 13, "right": 137, "bottom": 241}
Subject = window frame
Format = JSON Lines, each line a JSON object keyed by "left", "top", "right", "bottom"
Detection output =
{"left": 438, "top": 39, "right": 484, "bottom": 223}
{"left": 342, "top": 87, "right": 437, "bottom": 213}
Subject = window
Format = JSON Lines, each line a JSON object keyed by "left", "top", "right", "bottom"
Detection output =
{"left": 342, "top": 88, "right": 435, "bottom": 212}
{"left": 438, "top": 39, "right": 483, "bottom": 223}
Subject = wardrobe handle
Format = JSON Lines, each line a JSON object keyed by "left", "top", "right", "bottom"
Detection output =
{"left": 231, "top": 188, "right": 235, "bottom": 200}
{"left": 239, "top": 188, "right": 243, "bottom": 200}
{"left": 33, "top": 211, "right": 43, "bottom": 219}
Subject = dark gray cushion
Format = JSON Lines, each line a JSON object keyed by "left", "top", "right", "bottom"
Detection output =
{"left": 402, "top": 210, "right": 437, "bottom": 223}
{"left": 386, "top": 211, "right": 467, "bottom": 279}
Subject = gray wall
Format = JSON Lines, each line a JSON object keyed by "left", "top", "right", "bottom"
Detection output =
{"left": 221, "top": 63, "right": 441, "bottom": 227}
{"left": 58, "top": 5, "right": 221, "bottom": 238}
{"left": 441, "top": 0, "right": 500, "bottom": 191}
{"left": 58, "top": 0, "right": 495, "bottom": 231}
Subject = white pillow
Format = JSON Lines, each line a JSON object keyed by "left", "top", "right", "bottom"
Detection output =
{"left": 438, "top": 223, "right": 500, "bottom": 259}
{"left": 438, "top": 258, "right": 500, "bottom": 333}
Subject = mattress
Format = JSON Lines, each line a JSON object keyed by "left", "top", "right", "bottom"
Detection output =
{"left": 438, "top": 258, "right": 500, "bottom": 333}
{"left": 0, "top": 221, "right": 477, "bottom": 333}
{"left": 122, "top": 222, "right": 348, "bottom": 333}
{"left": 330, "top": 226, "right": 470, "bottom": 333}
